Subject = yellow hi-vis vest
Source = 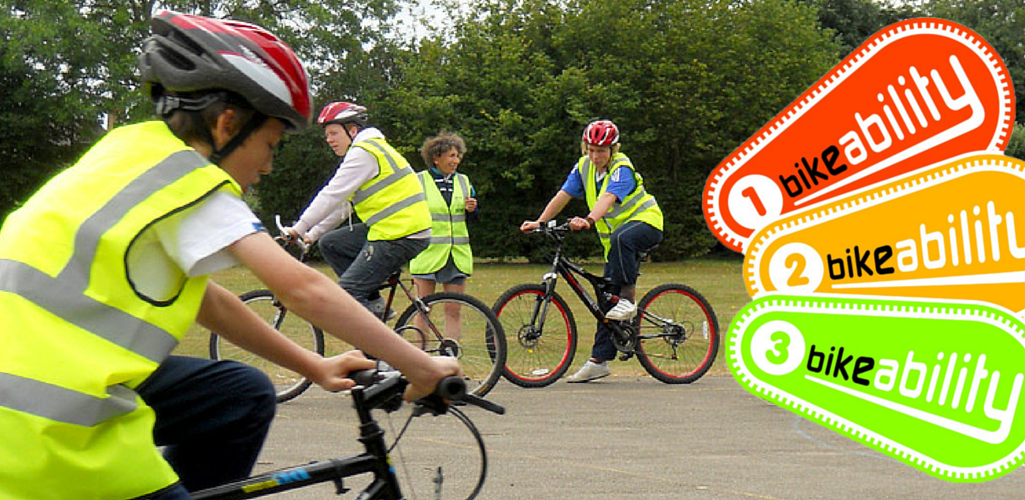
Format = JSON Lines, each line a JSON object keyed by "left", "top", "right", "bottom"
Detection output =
{"left": 0, "top": 121, "right": 241, "bottom": 500}
{"left": 350, "top": 137, "right": 431, "bottom": 241}
{"left": 579, "top": 152, "right": 663, "bottom": 260}
{"left": 409, "top": 171, "right": 474, "bottom": 275}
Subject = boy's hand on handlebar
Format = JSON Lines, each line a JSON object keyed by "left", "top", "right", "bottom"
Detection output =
{"left": 314, "top": 350, "right": 378, "bottom": 392}
{"left": 520, "top": 220, "right": 540, "bottom": 233}
{"left": 403, "top": 356, "right": 462, "bottom": 402}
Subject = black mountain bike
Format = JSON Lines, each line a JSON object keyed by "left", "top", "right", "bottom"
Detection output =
{"left": 192, "top": 363, "right": 505, "bottom": 500}
{"left": 492, "top": 221, "right": 719, "bottom": 387}
{"left": 209, "top": 217, "right": 507, "bottom": 402}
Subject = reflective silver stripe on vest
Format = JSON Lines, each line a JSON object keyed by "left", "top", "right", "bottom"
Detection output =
{"left": 456, "top": 175, "right": 469, "bottom": 200}
{"left": 0, "top": 372, "right": 137, "bottom": 426}
{"left": 351, "top": 166, "right": 415, "bottom": 205}
{"left": 363, "top": 192, "right": 427, "bottom": 227}
{"left": 0, "top": 260, "right": 177, "bottom": 362}
{"left": 429, "top": 236, "right": 470, "bottom": 245}
{"left": 432, "top": 213, "right": 466, "bottom": 222}
{"left": 0, "top": 149, "right": 207, "bottom": 424}
{"left": 351, "top": 139, "right": 408, "bottom": 205}
{"left": 606, "top": 187, "right": 650, "bottom": 220}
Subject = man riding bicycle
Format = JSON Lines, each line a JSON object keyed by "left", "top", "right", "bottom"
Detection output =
{"left": 520, "top": 120, "right": 664, "bottom": 383}
{"left": 0, "top": 11, "right": 458, "bottom": 500}
{"left": 285, "top": 103, "right": 432, "bottom": 319}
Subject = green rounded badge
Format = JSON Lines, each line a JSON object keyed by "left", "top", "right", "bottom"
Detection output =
{"left": 728, "top": 293, "right": 1025, "bottom": 482}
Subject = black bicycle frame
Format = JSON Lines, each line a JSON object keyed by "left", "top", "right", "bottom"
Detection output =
{"left": 539, "top": 233, "right": 619, "bottom": 325}
{"left": 192, "top": 384, "right": 403, "bottom": 500}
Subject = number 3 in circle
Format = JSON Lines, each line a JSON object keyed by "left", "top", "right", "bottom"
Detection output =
{"left": 750, "top": 320, "right": 805, "bottom": 376}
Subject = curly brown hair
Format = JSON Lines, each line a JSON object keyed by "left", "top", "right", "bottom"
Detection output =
{"left": 420, "top": 131, "right": 466, "bottom": 168}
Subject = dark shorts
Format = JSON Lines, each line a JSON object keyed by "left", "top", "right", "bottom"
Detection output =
{"left": 412, "top": 257, "right": 469, "bottom": 285}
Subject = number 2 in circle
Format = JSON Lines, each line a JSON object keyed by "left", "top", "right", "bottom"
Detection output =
{"left": 785, "top": 253, "right": 810, "bottom": 287}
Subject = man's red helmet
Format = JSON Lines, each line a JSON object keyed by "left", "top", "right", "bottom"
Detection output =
{"left": 582, "top": 120, "right": 620, "bottom": 147}
{"left": 317, "top": 102, "right": 369, "bottom": 126}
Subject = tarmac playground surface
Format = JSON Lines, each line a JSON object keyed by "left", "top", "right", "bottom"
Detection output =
{"left": 251, "top": 373, "right": 1024, "bottom": 500}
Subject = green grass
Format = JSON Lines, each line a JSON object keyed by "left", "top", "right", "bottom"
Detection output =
{"left": 178, "top": 256, "right": 751, "bottom": 377}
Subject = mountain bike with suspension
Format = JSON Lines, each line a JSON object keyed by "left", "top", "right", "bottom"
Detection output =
{"left": 208, "top": 217, "right": 506, "bottom": 402}
{"left": 492, "top": 221, "right": 719, "bottom": 387}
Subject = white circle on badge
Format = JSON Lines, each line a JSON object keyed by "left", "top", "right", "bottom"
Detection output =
{"left": 727, "top": 175, "right": 783, "bottom": 230}
{"left": 750, "top": 320, "right": 805, "bottom": 376}
{"left": 767, "top": 242, "right": 823, "bottom": 293}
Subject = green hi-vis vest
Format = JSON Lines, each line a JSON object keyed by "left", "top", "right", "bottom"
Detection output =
{"left": 0, "top": 121, "right": 241, "bottom": 500}
{"left": 350, "top": 137, "right": 431, "bottom": 241}
{"left": 409, "top": 171, "right": 474, "bottom": 275}
{"left": 579, "top": 153, "right": 663, "bottom": 260}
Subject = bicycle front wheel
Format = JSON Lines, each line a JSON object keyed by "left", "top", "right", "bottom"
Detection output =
{"left": 384, "top": 405, "right": 488, "bottom": 500}
{"left": 634, "top": 284, "right": 719, "bottom": 384}
{"left": 209, "top": 289, "right": 325, "bottom": 403}
{"left": 395, "top": 292, "right": 507, "bottom": 397}
{"left": 492, "top": 284, "right": 577, "bottom": 388}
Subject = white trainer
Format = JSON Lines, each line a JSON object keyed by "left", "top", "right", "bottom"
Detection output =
{"left": 605, "top": 298, "right": 637, "bottom": 321}
{"left": 565, "top": 360, "right": 611, "bottom": 383}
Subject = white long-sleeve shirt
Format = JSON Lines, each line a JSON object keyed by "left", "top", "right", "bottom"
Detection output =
{"left": 293, "top": 127, "right": 428, "bottom": 242}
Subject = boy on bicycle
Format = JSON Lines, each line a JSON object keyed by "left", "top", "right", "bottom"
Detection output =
{"left": 285, "top": 103, "right": 432, "bottom": 319}
{"left": 0, "top": 11, "right": 458, "bottom": 500}
{"left": 520, "top": 120, "right": 663, "bottom": 383}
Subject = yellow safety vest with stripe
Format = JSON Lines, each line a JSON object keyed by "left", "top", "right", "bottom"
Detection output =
{"left": 409, "top": 171, "right": 474, "bottom": 275}
{"left": 579, "top": 153, "right": 663, "bottom": 260}
{"left": 0, "top": 121, "right": 241, "bottom": 500}
{"left": 350, "top": 137, "right": 431, "bottom": 241}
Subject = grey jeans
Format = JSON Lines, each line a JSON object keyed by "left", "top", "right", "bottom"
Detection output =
{"left": 318, "top": 223, "right": 429, "bottom": 309}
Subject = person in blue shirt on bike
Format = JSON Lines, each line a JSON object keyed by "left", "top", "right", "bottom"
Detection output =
{"left": 520, "top": 120, "right": 664, "bottom": 383}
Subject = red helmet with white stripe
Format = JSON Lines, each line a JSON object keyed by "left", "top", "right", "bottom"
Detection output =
{"left": 582, "top": 120, "right": 620, "bottom": 147}
{"left": 317, "top": 102, "right": 369, "bottom": 127}
{"left": 139, "top": 10, "right": 312, "bottom": 132}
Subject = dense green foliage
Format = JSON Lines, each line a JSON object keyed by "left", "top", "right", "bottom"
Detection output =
{"left": 3, "top": 0, "right": 1024, "bottom": 261}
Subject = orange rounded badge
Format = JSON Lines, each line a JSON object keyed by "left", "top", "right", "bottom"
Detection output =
{"left": 744, "top": 153, "right": 1025, "bottom": 314}
{"left": 704, "top": 18, "right": 1014, "bottom": 252}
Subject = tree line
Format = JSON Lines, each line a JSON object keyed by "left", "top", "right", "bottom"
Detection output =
{"left": 3, "top": 0, "right": 1024, "bottom": 261}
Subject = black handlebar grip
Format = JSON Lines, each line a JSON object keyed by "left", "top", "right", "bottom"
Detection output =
{"left": 350, "top": 369, "right": 380, "bottom": 387}
{"left": 435, "top": 376, "right": 467, "bottom": 400}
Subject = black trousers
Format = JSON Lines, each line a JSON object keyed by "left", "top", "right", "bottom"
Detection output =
{"left": 135, "top": 355, "right": 277, "bottom": 497}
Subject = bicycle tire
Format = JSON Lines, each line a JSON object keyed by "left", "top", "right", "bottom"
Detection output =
{"left": 208, "top": 289, "right": 325, "bottom": 403}
{"left": 385, "top": 405, "right": 488, "bottom": 500}
{"left": 394, "top": 292, "right": 507, "bottom": 397}
{"left": 634, "top": 283, "right": 719, "bottom": 384}
{"left": 492, "top": 284, "right": 577, "bottom": 388}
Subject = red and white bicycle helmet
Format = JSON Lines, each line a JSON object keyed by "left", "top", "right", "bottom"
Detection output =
{"left": 582, "top": 120, "right": 620, "bottom": 147}
{"left": 139, "top": 10, "right": 312, "bottom": 133}
{"left": 317, "top": 102, "right": 369, "bottom": 127}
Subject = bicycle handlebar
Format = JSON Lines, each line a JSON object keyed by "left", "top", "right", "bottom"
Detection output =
{"left": 274, "top": 214, "right": 311, "bottom": 255}
{"left": 351, "top": 363, "right": 506, "bottom": 415}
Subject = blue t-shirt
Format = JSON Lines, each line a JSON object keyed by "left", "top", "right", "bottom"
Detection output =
{"left": 561, "top": 163, "right": 636, "bottom": 202}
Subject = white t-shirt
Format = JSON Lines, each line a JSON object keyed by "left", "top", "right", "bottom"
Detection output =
{"left": 126, "top": 192, "right": 262, "bottom": 301}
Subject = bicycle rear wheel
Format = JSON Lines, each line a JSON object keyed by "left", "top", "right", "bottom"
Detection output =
{"left": 383, "top": 405, "right": 488, "bottom": 500}
{"left": 394, "top": 292, "right": 507, "bottom": 397}
{"left": 209, "top": 289, "right": 325, "bottom": 403}
{"left": 634, "top": 283, "right": 719, "bottom": 384}
{"left": 492, "top": 284, "right": 577, "bottom": 388}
